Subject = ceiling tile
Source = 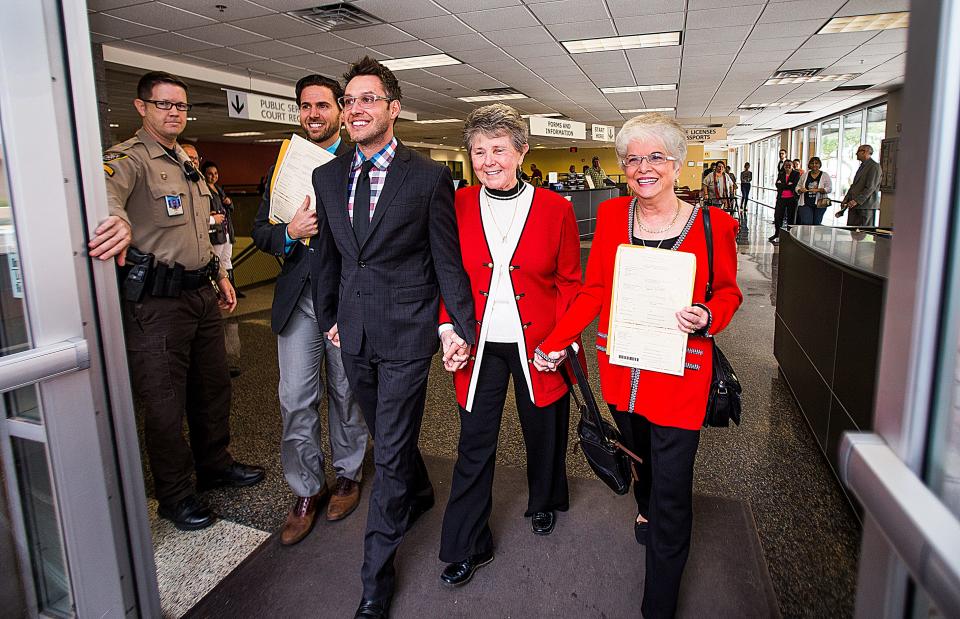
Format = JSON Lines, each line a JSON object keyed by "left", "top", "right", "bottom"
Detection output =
{"left": 426, "top": 64, "right": 485, "bottom": 77}
{"left": 104, "top": 3, "right": 215, "bottom": 30}
{"left": 836, "top": 0, "right": 909, "bottom": 17}
{"left": 607, "top": 0, "right": 685, "bottom": 17}
{"left": 232, "top": 39, "right": 312, "bottom": 59}
{"left": 280, "top": 33, "right": 357, "bottom": 53}
{"left": 178, "top": 23, "right": 269, "bottom": 46}
{"left": 88, "top": 12, "right": 163, "bottom": 38}
{"left": 614, "top": 13, "right": 685, "bottom": 36}
{"left": 435, "top": 0, "right": 521, "bottom": 11}
{"left": 758, "top": 0, "right": 845, "bottom": 22}
{"left": 369, "top": 40, "right": 442, "bottom": 58}
{"left": 229, "top": 14, "right": 326, "bottom": 38}
{"left": 625, "top": 46, "right": 683, "bottom": 63}
{"left": 686, "top": 5, "right": 764, "bottom": 29}
{"left": 102, "top": 38, "right": 170, "bottom": 55}
{"left": 184, "top": 46, "right": 264, "bottom": 64}
{"left": 88, "top": 0, "right": 150, "bottom": 9}
{"left": 522, "top": 55, "right": 579, "bottom": 70}
{"left": 161, "top": 0, "right": 273, "bottom": 21}
{"left": 740, "top": 35, "right": 809, "bottom": 52}
{"left": 127, "top": 32, "right": 219, "bottom": 53}
{"left": 322, "top": 47, "right": 388, "bottom": 63}
{"left": 683, "top": 41, "right": 744, "bottom": 57}
{"left": 573, "top": 50, "right": 627, "bottom": 67}
{"left": 455, "top": 47, "right": 516, "bottom": 63}
{"left": 336, "top": 24, "right": 416, "bottom": 46}
{"left": 503, "top": 42, "right": 566, "bottom": 59}
{"left": 748, "top": 19, "right": 827, "bottom": 39}
{"left": 485, "top": 26, "right": 555, "bottom": 46}
{"left": 527, "top": 0, "right": 607, "bottom": 25}
{"left": 459, "top": 6, "right": 537, "bottom": 31}
{"left": 395, "top": 15, "right": 475, "bottom": 39}
{"left": 424, "top": 33, "right": 490, "bottom": 53}
{"left": 546, "top": 20, "right": 616, "bottom": 41}
{"left": 355, "top": 0, "right": 449, "bottom": 21}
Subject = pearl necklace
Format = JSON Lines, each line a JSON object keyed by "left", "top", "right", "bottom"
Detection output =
{"left": 635, "top": 199, "right": 682, "bottom": 234}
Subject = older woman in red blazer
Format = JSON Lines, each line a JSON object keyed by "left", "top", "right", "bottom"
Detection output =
{"left": 536, "top": 113, "right": 742, "bottom": 619}
{"left": 436, "top": 104, "right": 582, "bottom": 588}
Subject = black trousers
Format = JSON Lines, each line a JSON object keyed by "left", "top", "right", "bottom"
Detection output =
{"left": 440, "top": 342, "right": 570, "bottom": 563}
{"left": 740, "top": 183, "right": 750, "bottom": 207}
{"left": 341, "top": 335, "right": 434, "bottom": 601}
{"left": 772, "top": 197, "right": 798, "bottom": 236}
{"left": 122, "top": 287, "right": 233, "bottom": 506}
{"left": 611, "top": 408, "right": 700, "bottom": 619}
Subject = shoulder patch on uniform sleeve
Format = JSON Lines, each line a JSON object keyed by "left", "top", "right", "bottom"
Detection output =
{"left": 103, "top": 152, "right": 128, "bottom": 162}
{"left": 103, "top": 164, "right": 115, "bottom": 177}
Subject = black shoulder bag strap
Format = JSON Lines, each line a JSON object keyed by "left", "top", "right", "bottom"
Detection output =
{"left": 702, "top": 205, "right": 714, "bottom": 302}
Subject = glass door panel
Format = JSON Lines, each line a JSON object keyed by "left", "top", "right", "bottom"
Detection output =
{"left": 866, "top": 105, "right": 888, "bottom": 154}
{"left": 820, "top": 118, "right": 840, "bottom": 200}
{"left": 839, "top": 111, "right": 864, "bottom": 202}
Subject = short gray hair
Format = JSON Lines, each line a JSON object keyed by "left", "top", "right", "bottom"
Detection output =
{"left": 860, "top": 144, "right": 874, "bottom": 155}
{"left": 615, "top": 113, "right": 687, "bottom": 172}
{"left": 463, "top": 103, "right": 528, "bottom": 152}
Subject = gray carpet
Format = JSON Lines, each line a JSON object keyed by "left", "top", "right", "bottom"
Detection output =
{"left": 185, "top": 456, "right": 780, "bottom": 619}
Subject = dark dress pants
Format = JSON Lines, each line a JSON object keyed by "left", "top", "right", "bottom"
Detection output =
{"left": 611, "top": 408, "right": 700, "bottom": 619}
{"left": 340, "top": 334, "right": 434, "bottom": 602}
{"left": 740, "top": 183, "right": 750, "bottom": 206}
{"left": 772, "top": 197, "right": 798, "bottom": 237}
{"left": 439, "top": 342, "right": 570, "bottom": 563}
{"left": 122, "top": 287, "right": 233, "bottom": 506}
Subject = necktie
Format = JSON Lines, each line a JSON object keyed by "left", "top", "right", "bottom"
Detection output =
{"left": 353, "top": 160, "right": 375, "bottom": 244}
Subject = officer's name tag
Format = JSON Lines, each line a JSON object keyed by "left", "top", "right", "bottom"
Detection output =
{"left": 164, "top": 195, "right": 183, "bottom": 217}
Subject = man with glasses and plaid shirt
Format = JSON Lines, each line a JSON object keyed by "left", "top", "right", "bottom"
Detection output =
{"left": 89, "top": 71, "right": 264, "bottom": 533}
{"left": 310, "top": 57, "right": 475, "bottom": 619}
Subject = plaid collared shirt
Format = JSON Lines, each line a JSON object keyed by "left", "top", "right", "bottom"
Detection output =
{"left": 348, "top": 137, "right": 397, "bottom": 224}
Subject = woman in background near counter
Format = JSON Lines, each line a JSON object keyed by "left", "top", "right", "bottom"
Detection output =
{"left": 437, "top": 103, "right": 583, "bottom": 588}
{"left": 770, "top": 159, "right": 800, "bottom": 243}
{"left": 796, "top": 157, "right": 832, "bottom": 225}
{"left": 702, "top": 161, "right": 737, "bottom": 211}
{"left": 533, "top": 112, "right": 742, "bottom": 618}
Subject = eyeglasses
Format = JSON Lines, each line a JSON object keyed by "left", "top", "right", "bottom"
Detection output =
{"left": 142, "top": 99, "right": 192, "bottom": 112}
{"left": 620, "top": 152, "right": 678, "bottom": 169}
{"left": 337, "top": 94, "right": 392, "bottom": 110}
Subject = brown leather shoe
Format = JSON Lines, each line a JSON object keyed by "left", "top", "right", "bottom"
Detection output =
{"left": 326, "top": 477, "right": 361, "bottom": 522}
{"left": 279, "top": 486, "right": 329, "bottom": 546}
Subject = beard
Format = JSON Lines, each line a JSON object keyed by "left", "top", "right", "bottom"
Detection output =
{"left": 305, "top": 121, "right": 340, "bottom": 145}
{"left": 348, "top": 114, "right": 391, "bottom": 148}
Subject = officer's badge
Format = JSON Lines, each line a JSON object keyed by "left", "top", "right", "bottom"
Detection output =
{"left": 103, "top": 152, "right": 128, "bottom": 162}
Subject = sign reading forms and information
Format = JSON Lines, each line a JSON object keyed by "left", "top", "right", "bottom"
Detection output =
{"left": 529, "top": 117, "right": 586, "bottom": 140}
{"left": 592, "top": 124, "right": 616, "bottom": 142}
{"left": 225, "top": 89, "right": 300, "bottom": 125}
{"left": 684, "top": 127, "right": 727, "bottom": 142}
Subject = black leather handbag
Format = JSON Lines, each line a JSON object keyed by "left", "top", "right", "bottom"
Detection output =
{"left": 562, "top": 346, "right": 643, "bottom": 494}
{"left": 701, "top": 207, "right": 743, "bottom": 427}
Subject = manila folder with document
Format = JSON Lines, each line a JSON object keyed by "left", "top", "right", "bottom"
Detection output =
{"left": 268, "top": 133, "right": 336, "bottom": 225}
{"left": 606, "top": 244, "right": 696, "bottom": 376}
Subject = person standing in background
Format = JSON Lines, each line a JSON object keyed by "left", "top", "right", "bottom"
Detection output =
{"left": 796, "top": 157, "right": 832, "bottom": 225}
{"left": 838, "top": 144, "right": 881, "bottom": 227}
{"left": 529, "top": 163, "right": 543, "bottom": 186}
{"left": 200, "top": 160, "right": 244, "bottom": 298}
{"left": 777, "top": 149, "right": 787, "bottom": 173}
{"left": 585, "top": 155, "right": 609, "bottom": 188}
{"left": 770, "top": 159, "right": 800, "bottom": 242}
{"left": 740, "top": 163, "right": 752, "bottom": 206}
{"left": 251, "top": 73, "right": 368, "bottom": 546}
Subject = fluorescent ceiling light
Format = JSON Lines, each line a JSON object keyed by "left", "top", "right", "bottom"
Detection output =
{"left": 522, "top": 113, "right": 563, "bottom": 118}
{"left": 458, "top": 93, "right": 528, "bottom": 102}
{"left": 738, "top": 101, "right": 805, "bottom": 109}
{"left": 222, "top": 131, "right": 264, "bottom": 137}
{"left": 413, "top": 118, "right": 462, "bottom": 124}
{"left": 381, "top": 54, "right": 460, "bottom": 71}
{"left": 619, "top": 107, "right": 675, "bottom": 113}
{"left": 818, "top": 12, "right": 909, "bottom": 34}
{"left": 109, "top": 123, "right": 119, "bottom": 128}
{"left": 764, "top": 74, "right": 859, "bottom": 85}
{"left": 562, "top": 32, "right": 681, "bottom": 54}
{"left": 601, "top": 84, "right": 676, "bottom": 94}
{"left": 255, "top": 138, "right": 285, "bottom": 143}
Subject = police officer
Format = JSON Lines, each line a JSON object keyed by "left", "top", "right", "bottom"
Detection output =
{"left": 89, "top": 71, "right": 264, "bottom": 531}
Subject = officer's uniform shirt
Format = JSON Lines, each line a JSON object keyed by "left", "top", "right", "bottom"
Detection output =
{"left": 103, "top": 128, "right": 225, "bottom": 279}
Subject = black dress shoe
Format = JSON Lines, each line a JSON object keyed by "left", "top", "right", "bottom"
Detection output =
{"left": 407, "top": 493, "right": 435, "bottom": 530}
{"left": 198, "top": 462, "right": 265, "bottom": 490}
{"left": 157, "top": 494, "right": 216, "bottom": 531}
{"left": 229, "top": 366, "right": 242, "bottom": 378}
{"left": 532, "top": 510, "right": 556, "bottom": 535}
{"left": 354, "top": 598, "right": 391, "bottom": 619}
{"left": 635, "top": 519, "right": 649, "bottom": 546}
{"left": 440, "top": 550, "right": 494, "bottom": 587}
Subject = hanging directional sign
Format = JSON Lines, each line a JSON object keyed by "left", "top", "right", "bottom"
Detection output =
{"left": 529, "top": 116, "right": 586, "bottom": 140}
{"left": 591, "top": 124, "right": 616, "bottom": 142}
{"left": 684, "top": 127, "right": 728, "bottom": 142}
{"left": 225, "top": 89, "right": 300, "bottom": 125}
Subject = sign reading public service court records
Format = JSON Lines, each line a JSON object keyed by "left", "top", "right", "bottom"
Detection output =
{"left": 225, "top": 89, "right": 300, "bottom": 126}
{"left": 529, "top": 117, "right": 586, "bottom": 140}
{"left": 607, "top": 245, "right": 696, "bottom": 376}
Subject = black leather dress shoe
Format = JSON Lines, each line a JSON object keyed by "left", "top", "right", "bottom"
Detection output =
{"left": 635, "top": 519, "right": 649, "bottom": 546}
{"left": 354, "top": 598, "right": 391, "bottom": 619}
{"left": 407, "top": 493, "right": 435, "bottom": 530}
{"left": 198, "top": 462, "right": 265, "bottom": 490}
{"left": 440, "top": 550, "right": 494, "bottom": 587}
{"left": 532, "top": 510, "right": 556, "bottom": 535}
{"left": 157, "top": 494, "right": 216, "bottom": 531}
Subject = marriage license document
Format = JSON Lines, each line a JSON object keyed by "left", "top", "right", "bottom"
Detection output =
{"left": 606, "top": 245, "right": 696, "bottom": 376}
{"left": 268, "top": 133, "right": 336, "bottom": 225}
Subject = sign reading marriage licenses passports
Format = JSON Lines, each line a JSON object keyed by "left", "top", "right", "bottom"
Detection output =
{"left": 607, "top": 245, "right": 696, "bottom": 376}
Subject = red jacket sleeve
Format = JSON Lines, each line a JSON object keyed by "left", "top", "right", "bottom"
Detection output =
{"left": 554, "top": 199, "right": 583, "bottom": 321}
{"left": 705, "top": 214, "right": 742, "bottom": 335}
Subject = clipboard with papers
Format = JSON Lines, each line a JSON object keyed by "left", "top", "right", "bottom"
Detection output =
{"left": 606, "top": 244, "right": 696, "bottom": 376}
{"left": 268, "top": 133, "right": 336, "bottom": 225}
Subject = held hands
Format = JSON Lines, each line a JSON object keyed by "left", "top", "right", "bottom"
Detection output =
{"left": 212, "top": 213, "right": 226, "bottom": 225}
{"left": 88, "top": 215, "right": 133, "bottom": 265}
{"left": 676, "top": 305, "right": 708, "bottom": 334}
{"left": 286, "top": 195, "right": 318, "bottom": 240}
{"left": 326, "top": 323, "right": 340, "bottom": 348}
{"left": 217, "top": 277, "right": 237, "bottom": 313}
{"left": 533, "top": 348, "right": 566, "bottom": 372}
{"left": 440, "top": 329, "right": 470, "bottom": 372}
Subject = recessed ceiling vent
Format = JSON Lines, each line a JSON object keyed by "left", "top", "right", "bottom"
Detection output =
{"left": 480, "top": 87, "right": 524, "bottom": 96}
{"left": 771, "top": 68, "right": 823, "bottom": 79}
{"left": 832, "top": 84, "right": 873, "bottom": 91}
{"left": 288, "top": 3, "right": 383, "bottom": 32}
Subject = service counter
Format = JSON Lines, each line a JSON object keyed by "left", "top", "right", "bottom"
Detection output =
{"left": 552, "top": 186, "right": 620, "bottom": 239}
{"left": 774, "top": 226, "right": 890, "bottom": 509}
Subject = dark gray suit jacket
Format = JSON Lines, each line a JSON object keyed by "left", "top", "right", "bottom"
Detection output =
{"left": 312, "top": 141, "right": 475, "bottom": 360}
{"left": 843, "top": 157, "right": 881, "bottom": 210}
{"left": 251, "top": 137, "right": 353, "bottom": 334}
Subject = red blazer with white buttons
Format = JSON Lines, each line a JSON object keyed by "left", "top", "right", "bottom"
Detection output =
{"left": 539, "top": 197, "right": 742, "bottom": 430}
{"left": 440, "top": 185, "right": 584, "bottom": 409}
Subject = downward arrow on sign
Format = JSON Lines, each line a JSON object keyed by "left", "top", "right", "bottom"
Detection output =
{"left": 231, "top": 95, "right": 245, "bottom": 115}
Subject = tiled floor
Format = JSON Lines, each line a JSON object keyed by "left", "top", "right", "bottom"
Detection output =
{"left": 147, "top": 200, "right": 861, "bottom": 618}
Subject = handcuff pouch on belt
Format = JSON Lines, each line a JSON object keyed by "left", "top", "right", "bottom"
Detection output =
{"left": 121, "top": 248, "right": 220, "bottom": 301}
{"left": 122, "top": 247, "right": 154, "bottom": 302}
